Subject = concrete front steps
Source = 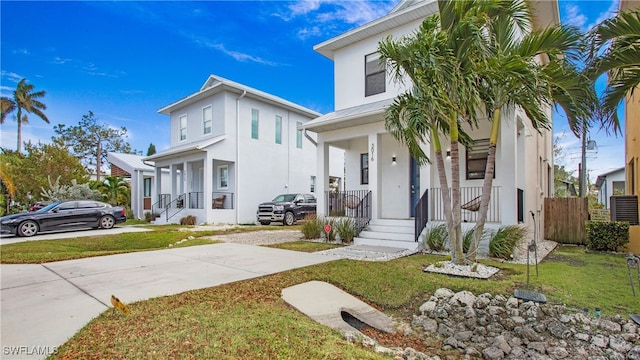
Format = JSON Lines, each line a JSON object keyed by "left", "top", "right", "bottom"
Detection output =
{"left": 354, "top": 219, "right": 421, "bottom": 251}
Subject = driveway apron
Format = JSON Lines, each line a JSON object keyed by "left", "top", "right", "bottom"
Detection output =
{"left": 0, "top": 243, "right": 338, "bottom": 359}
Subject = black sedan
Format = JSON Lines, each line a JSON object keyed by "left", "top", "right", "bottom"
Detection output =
{"left": 0, "top": 200, "right": 127, "bottom": 237}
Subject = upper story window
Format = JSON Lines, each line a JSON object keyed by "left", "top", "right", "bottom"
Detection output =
{"left": 275, "top": 115, "right": 282, "bottom": 144}
{"left": 296, "top": 121, "right": 303, "bottom": 149}
{"left": 203, "top": 106, "right": 212, "bottom": 135}
{"left": 179, "top": 115, "right": 187, "bottom": 141}
{"left": 466, "top": 139, "right": 492, "bottom": 180}
{"left": 251, "top": 109, "right": 259, "bottom": 139}
{"left": 365, "top": 52, "right": 385, "bottom": 97}
{"left": 360, "top": 153, "right": 369, "bottom": 184}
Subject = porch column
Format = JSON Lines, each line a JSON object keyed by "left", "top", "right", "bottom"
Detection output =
{"left": 170, "top": 164, "right": 178, "bottom": 201}
{"left": 155, "top": 166, "right": 162, "bottom": 205}
{"left": 316, "top": 137, "right": 329, "bottom": 217}
{"left": 134, "top": 170, "right": 143, "bottom": 219}
{"left": 500, "top": 120, "right": 518, "bottom": 225}
{"left": 368, "top": 132, "right": 381, "bottom": 220}
{"left": 183, "top": 161, "right": 188, "bottom": 198}
{"left": 203, "top": 153, "right": 212, "bottom": 221}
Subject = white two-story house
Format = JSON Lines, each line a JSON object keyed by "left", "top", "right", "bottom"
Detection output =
{"left": 303, "top": 0, "right": 557, "bottom": 250}
{"left": 146, "top": 74, "right": 342, "bottom": 224}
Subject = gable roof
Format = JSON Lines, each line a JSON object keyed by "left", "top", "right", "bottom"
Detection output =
{"left": 108, "top": 152, "right": 154, "bottom": 173}
{"left": 158, "top": 74, "right": 321, "bottom": 119}
{"left": 595, "top": 167, "right": 626, "bottom": 188}
{"left": 301, "top": 98, "right": 394, "bottom": 132}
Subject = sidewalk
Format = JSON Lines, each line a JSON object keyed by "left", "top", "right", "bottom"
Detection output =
{"left": 0, "top": 243, "right": 340, "bottom": 359}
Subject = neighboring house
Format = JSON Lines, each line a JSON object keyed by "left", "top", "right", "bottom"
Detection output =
{"left": 594, "top": 167, "right": 626, "bottom": 208}
{"left": 302, "top": 0, "right": 557, "bottom": 250}
{"left": 621, "top": 1, "right": 640, "bottom": 253}
{"left": 108, "top": 152, "right": 171, "bottom": 220}
{"left": 145, "top": 74, "right": 343, "bottom": 224}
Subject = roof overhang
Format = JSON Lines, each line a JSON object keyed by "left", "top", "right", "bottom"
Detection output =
{"left": 158, "top": 74, "right": 321, "bottom": 119}
{"left": 144, "top": 135, "right": 227, "bottom": 162}
{"left": 301, "top": 98, "right": 394, "bottom": 132}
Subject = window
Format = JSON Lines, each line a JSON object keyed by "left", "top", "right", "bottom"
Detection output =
{"left": 144, "top": 178, "right": 151, "bottom": 197}
{"left": 218, "top": 165, "right": 228, "bottom": 189}
{"left": 179, "top": 115, "right": 187, "bottom": 141}
{"left": 466, "top": 139, "right": 491, "bottom": 180}
{"left": 203, "top": 106, "right": 212, "bottom": 135}
{"left": 275, "top": 115, "right": 282, "bottom": 144}
{"left": 310, "top": 176, "right": 316, "bottom": 193}
{"left": 613, "top": 181, "right": 626, "bottom": 195}
{"left": 251, "top": 109, "right": 259, "bottom": 139}
{"left": 296, "top": 121, "right": 303, "bottom": 149}
{"left": 365, "top": 52, "right": 385, "bottom": 96}
{"left": 360, "top": 153, "right": 369, "bottom": 185}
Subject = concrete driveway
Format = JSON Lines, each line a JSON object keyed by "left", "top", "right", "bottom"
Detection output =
{"left": 0, "top": 243, "right": 339, "bottom": 359}
{"left": 0, "top": 225, "right": 151, "bottom": 245}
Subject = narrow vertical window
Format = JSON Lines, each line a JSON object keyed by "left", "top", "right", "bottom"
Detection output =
{"left": 143, "top": 178, "right": 151, "bottom": 197}
{"left": 179, "top": 115, "right": 187, "bottom": 141}
{"left": 203, "top": 106, "right": 212, "bottom": 135}
{"left": 218, "top": 165, "right": 228, "bottom": 189}
{"left": 296, "top": 121, "right": 303, "bottom": 149}
{"left": 310, "top": 176, "right": 316, "bottom": 193}
{"left": 251, "top": 109, "right": 259, "bottom": 139}
{"left": 360, "top": 153, "right": 369, "bottom": 185}
{"left": 365, "top": 52, "right": 385, "bottom": 96}
{"left": 275, "top": 115, "right": 282, "bottom": 144}
{"left": 466, "top": 139, "right": 491, "bottom": 180}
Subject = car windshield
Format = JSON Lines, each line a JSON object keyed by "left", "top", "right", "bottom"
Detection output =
{"left": 272, "top": 194, "right": 296, "bottom": 202}
{"left": 37, "top": 202, "right": 62, "bottom": 213}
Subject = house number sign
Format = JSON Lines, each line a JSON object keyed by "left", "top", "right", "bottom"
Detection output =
{"left": 370, "top": 143, "right": 375, "bottom": 161}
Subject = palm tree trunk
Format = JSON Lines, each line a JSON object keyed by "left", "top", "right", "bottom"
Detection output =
{"left": 432, "top": 127, "right": 453, "bottom": 249}
{"left": 450, "top": 113, "right": 464, "bottom": 265}
{"left": 16, "top": 108, "right": 22, "bottom": 153}
{"left": 96, "top": 140, "right": 102, "bottom": 182}
{"left": 469, "top": 109, "right": 500, "bottom": 262}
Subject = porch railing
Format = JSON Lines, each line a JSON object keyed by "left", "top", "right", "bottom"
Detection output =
{"left": 325, "top": 190, "right": 372, "bottom": 236}
{"left": 414, "top": 189, "right": 429, "bottom": 242}
{"left": 188, "top": 192, "right": 204, "bottom": 209}
{"left": 212, "top": 192, "right": 234, "bottom": 209}
{"left": 151, "top": 194, "right": 171, "bottom": 215}
{"left": 164, "top": 194, "right": 186, "bottom": 222}
{"left": 429, "top": 186, "right": 501, "bottom": 223}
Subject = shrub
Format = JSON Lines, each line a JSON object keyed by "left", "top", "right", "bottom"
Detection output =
{"left": 335, "top": 217, "right": 356, "bottom": 244}
{"left": 586, "top": 221, "right": 630, "bottom": 252}
{"left": 426, "top": 224, "right": 448, "bottom": 251}
{"left": 179, "top": 215, "right": 197, "bottom": 226}
{"left": 489, "top": 225, "right": 527, "bottom": 260}
{"left": 144, "top": 212, "right": 159, "bottom": 222}
{"left": 463, "top": 229, "right": 474, "bottom": 254}
{"left": 300, "top": 215, "right": 323, "bottom": 239}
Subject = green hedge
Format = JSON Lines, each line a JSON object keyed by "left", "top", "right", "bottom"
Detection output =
{"left": 586, "top": 221, "right": 630, "bottom": 252}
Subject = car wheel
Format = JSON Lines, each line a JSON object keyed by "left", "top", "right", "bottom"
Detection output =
{"left": 283, "top": 212, "right": 295, "bottom": 226}
{"left": 259, "top": 221, "right": 271, "bottom": 226}
{"left": 17, "top": 220, "right": 39, "bottom": 237}
{"left": 99, "top": 215, "right": 116, "bottom": 229}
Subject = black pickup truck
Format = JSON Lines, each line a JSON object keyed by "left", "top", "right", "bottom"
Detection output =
{"left": 256, "top": 193, "right": 316, "bottom": 226}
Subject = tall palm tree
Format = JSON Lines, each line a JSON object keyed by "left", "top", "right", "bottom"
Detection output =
{"left": 8, "top": 79, "right": 49, "bottom": 153}
{"left": 468, "top": 9, "right": 596, "bottom": 261}
{"left": 587, "top": 9, "right": 640, "bottom": 134}
{"left": 1, "top": 97, "right": 16, "bottom": 124}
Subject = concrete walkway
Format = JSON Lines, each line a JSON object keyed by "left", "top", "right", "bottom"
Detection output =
{"left": 0, "top": 243, "right": 340, "bottom": 359}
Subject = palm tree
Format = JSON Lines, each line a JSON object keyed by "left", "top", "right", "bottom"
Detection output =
{"left": 379, "top": 0, "right": 492, "bottom": 264}
{"left": 96, "top": 176, "right": 130, "bottom": 206}
{"left": 6, "top": 79, "right": 49, "bottom": 153}
{"left": 467, "top": 7, "right": 596, "bottom": 261}
{"left": 587, "top": 9, "right": 640, "bottom": 134}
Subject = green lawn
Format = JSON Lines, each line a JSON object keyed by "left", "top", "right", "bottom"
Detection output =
{"left": 49, "top": 245, "right": 639, "bottom": 359}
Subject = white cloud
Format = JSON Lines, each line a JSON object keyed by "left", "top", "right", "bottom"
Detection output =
{"left": 297, "top": 26, "right": 322, "bottom": 40}
{"left": 563, "top": 4, "right": 588, "bottom": 29}
{"left": 52, "top": 56, "right": 72, "bottom": 65}
{"left": 187, "top": 33, "right": 280, "bottom": 66}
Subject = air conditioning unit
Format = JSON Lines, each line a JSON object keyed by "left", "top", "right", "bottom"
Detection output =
{"left": 610, "top": 195, "right": 639, "bottom": 225}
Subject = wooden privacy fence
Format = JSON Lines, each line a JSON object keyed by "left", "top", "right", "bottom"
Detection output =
{"left": 544, "top": 197, "right": 589, "bottom": 244}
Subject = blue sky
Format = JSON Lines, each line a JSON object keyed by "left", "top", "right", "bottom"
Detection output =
{"left": 0, "top": 0, "right": 625, "bottom": 181}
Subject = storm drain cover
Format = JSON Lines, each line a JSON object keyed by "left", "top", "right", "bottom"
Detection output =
{"left": 514, "top": 289, "right": 547, "bottom": 303}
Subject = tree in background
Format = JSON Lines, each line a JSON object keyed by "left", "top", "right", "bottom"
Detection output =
{"left": 147, "top": 143, "right": 156, "bottom": 156}
{"left": 41, "top": 176, "right": 102, "bottom": 202}
{"left": 52, "top": 111, "right": 131, "bottom": 182}
{"left": 0, "top": 78, "right": 49, "bottom": 153}
{"left": 0, "top": 154, "right": 18, "bottom": 215}
{"left": 0, "top": 143, "right": 88, "bottom": 213}
{"left": 553, "top": 137, "right": 579, "bottom": 197}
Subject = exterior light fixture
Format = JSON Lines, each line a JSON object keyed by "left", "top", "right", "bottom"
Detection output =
{"left": 392, "top": 156, "right": 397, "bottom": 165}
